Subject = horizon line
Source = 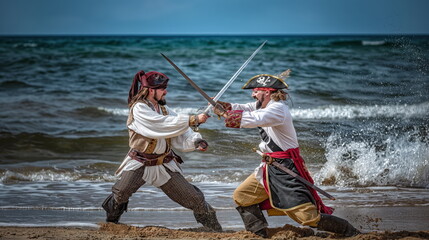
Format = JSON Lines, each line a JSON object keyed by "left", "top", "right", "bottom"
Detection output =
{"left": 1, "top": 32, "right": 429, "bottom": 37}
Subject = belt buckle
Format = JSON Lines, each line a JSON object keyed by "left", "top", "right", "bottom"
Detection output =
{"left": 156, "top": 156, "right": 164, "bottom": 165}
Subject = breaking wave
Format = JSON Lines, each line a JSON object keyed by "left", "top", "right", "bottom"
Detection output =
{"left": 99, "top": 103, "right": 429, "bottom": 120}
{"left": 292, "top": 102, "right": 429, "bottom": 120}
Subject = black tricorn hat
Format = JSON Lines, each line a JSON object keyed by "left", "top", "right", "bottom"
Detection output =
{"left": 242, "top": 70, "right": 290, "bottom": 89}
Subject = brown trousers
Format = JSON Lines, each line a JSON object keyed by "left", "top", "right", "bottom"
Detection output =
{"left": 233, "top": 173, "right": 320, "bottom": 227}
{"left": 112, "top": 166, "right": 212, "bottom": 214}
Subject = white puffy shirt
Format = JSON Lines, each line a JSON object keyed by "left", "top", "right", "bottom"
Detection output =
{"left": 231, "top": 100, "right": 299, "bottom": 183}
{"left": 116, "top": 102, "right": 202, "bottom": 187}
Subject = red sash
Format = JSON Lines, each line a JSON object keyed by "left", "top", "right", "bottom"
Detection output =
{"left": 259, "top": 147, "right": 334, "bottom": 214}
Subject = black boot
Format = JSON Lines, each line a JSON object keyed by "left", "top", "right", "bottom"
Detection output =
{"left": 317, "top": 214, "right": 360, "bottom": 237}
{"left": 193, "top": 204, "right": 223, "bottom": 232}
{"left": 101, "top": 194, "right": 128, "bottom": 224}
{"left": 236, "top": 205, "right": 268, "bottom": 238}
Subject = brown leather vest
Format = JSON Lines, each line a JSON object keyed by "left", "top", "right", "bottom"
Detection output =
{"left": 127, "top": 100, "right": 171, "bottom": 154}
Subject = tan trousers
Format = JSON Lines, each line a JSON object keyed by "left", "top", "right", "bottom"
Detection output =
{"left": 233, "top": 173, "right": 321, "bottom": 227}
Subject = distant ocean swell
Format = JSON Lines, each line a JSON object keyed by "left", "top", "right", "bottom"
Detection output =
{"left": 8, "top": 37, "right": 398, "bottom": 48}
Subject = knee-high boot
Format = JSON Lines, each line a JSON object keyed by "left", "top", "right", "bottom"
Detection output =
{"left": 193, "top": 203, "right": 223, "bottom": 232}
{"left": 317, "top": 214, "right": 360, "bottom": 237}
{"left": 236, "top": 205, "right": 268, "bottom": 238}
{"left": 101, "top": 193, "right": 128, "bottom": 224}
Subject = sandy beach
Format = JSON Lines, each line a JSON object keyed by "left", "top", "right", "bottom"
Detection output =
{"left": 1, "top": 223, "right": 428, "bottom": 240}
{"left": 1, "top": 206, "right": 429, "bottom": 240}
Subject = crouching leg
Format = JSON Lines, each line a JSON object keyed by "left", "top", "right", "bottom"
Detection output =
{"left": 236, "top": 204, "right": 268, "bottom": 238}
{"left": 193, "top": 202, "right": 223, "bottom": 232}
{"left": 160, "top": 169, "right": 222, "bottom": 232}
{"left": 102, "top": 168, "right": 145, "bottom": 224}
{"left": 101, "top": 194, "right": 128, "bottom": 224}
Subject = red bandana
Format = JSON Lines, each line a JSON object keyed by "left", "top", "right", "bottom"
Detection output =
{"left": 254, "top": 87, "right": 277, "bottom": 91}
{"left": 128, "top": 70, "right": 169, "bottom": 104}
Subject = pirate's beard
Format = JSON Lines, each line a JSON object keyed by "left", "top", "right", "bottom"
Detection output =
{"left": 254, "top": 95, "right": 264, "bottom": 109}
{"left": 256, "top": 100, "right": 262, "bottom": 109}
{"left": 158, "top": 99, "right": 167, "bottom": 105}
{"left": 155, "top": 92, "right": 167, "bottom": 105}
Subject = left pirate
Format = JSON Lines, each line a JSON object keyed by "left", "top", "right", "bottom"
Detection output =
{"left": 101, "top": 70, "right": 222, "bottom": 231}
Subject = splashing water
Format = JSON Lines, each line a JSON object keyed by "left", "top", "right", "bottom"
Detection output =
{"left": 315, "top": 127, "right": 429, "bottom": 188}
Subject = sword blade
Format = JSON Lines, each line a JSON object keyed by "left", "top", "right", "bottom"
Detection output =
{"left": 253, "top": 149, "right": 336, "bottom": 200}
{"left": 161, "top": 53, "right": 217, "bottom": 107}
{"left": 203, "top": 40, "right": 267, "bottom": 114}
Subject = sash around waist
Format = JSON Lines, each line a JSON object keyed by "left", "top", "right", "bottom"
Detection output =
{"left": 128, "top": 149, "right": 183, "bottom": 166}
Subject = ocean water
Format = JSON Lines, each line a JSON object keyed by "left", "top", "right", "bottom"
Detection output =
{"left": 0, "top": 35, "right": 428, "bottom": 230}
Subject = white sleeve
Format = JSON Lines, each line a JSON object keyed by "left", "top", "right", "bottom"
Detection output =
{"left": 171, "top": 128, "right": 202, "bottom": 152}
{"left": 128, "top": 103, "right": 190, "bottom": 139}
{"left": 240, "top": 102, "right": 285, "bottom": 128}
{"left": 231, "top": 102, "right": 257, "bottom": 112}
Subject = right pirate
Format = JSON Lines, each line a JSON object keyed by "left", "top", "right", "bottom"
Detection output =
{"left": 214, "top": 70, "right": 360, "bottom": 238}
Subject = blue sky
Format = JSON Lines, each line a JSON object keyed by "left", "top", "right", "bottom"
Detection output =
{"left": 1, "top": 0, "right": 428, "bottom": 35}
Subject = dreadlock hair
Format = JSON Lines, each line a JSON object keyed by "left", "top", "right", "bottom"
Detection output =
{"left": 128, "top": 88, "right": 149, "bottom": 108}
{"left": 270, "top": 89, "right": 288, "bottom": 101}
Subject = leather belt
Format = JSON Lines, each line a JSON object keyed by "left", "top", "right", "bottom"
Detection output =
{"left": 128, "top": 149, "right": 183, "bottom": 166}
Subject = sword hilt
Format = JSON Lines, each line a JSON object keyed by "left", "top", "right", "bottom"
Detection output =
{"left": 252, "top": 148, "right": 273, "bottom": 164}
